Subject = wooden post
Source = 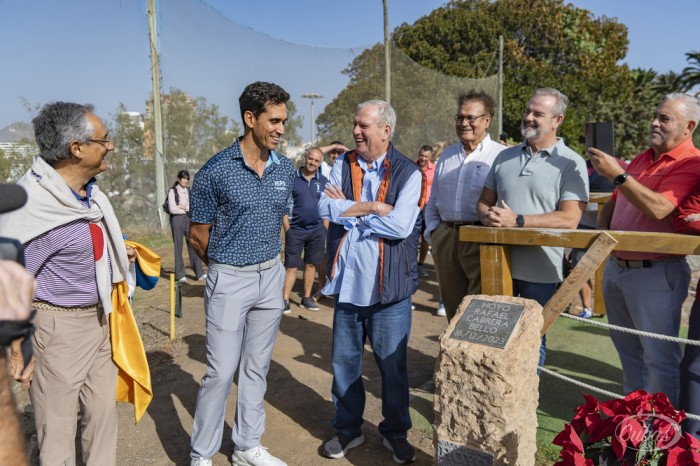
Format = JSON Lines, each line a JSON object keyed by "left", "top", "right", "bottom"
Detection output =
{"left": 479, "top": 244, "right": 513, "bottom": 296}
{"left": 541, "top": 232, "right": 617, "bottom": 335}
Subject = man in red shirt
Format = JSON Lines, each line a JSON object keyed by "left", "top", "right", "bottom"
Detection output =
{"left": 590, "top": 93, "right": 700, "bottom": 407}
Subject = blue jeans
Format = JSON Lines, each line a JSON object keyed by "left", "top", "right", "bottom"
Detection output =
{"left": 513, "top": 279, "right": 558, "bottom": 370}
{"left": 331, "top": 297, "right": 412, "bottom": 440}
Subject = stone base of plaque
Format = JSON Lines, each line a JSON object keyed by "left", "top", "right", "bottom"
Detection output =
{"left": 433, "top": 294, "right": 543, "bottom": 466}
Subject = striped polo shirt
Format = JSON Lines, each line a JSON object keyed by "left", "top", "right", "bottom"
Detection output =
{"left": 24, "top": 180, "right": 106, "bottom": 307}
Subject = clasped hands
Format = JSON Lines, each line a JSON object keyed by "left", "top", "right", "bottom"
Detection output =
{"left": 481, "top": 200, "right": 518, "bottom": 227}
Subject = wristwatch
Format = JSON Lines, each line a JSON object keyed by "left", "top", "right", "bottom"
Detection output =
{"left": 516, "top": 214, "right": 525, "bottom": 228}
{"left": 613, "top": 173, "right": 629, "bottom": 186}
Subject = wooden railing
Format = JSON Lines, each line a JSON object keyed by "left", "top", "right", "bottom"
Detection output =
{"left": 459, "top": 225, "right": 700, "bottom": 330}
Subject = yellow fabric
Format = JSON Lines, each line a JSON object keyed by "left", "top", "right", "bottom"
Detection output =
{"left": 110, "top": 241, "right": 160, "bottom": 424}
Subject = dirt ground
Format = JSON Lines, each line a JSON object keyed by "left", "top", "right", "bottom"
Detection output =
{"left": 13, "top": 242, "right": 448, "bottom": 466}
{"left": 12, "top": 243, "right": 699, "bottom": 465}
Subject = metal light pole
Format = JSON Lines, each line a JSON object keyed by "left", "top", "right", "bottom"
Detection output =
{"left": 302, "top": 93, "right": 323, "bottom": 144}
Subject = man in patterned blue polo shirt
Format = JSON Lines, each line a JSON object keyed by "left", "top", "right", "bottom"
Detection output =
{"left": 188, "top": 82, "right": 295, "bottom": 466}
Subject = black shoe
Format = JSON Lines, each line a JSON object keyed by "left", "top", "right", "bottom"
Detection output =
{"left": 300, "top": 296, "right": 320, "bottom": 311}
{"left": 283, "top": 301, "right": 291, "bottom": 314}
{"left": 383, "top": 437, "right": 415, "bottom": 464}
{"left": 322, "top": 433, "right": 365, "bottom": 459}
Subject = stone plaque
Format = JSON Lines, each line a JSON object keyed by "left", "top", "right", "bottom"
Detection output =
{"left": 449, "top": 298, "right": 525, "bottom": 349}
{"left": 437, "top": 439, "right": 493, "bottom": 466}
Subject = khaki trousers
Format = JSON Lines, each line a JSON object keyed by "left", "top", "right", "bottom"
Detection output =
{"left": 431, "top": 222, "right": 482, "bottom": 321}
{"left": 30, "top": 307, "right": 118, "bottom": 466}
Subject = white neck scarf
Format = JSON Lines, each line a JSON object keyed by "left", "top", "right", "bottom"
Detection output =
{"left": 0, "top": 157, "right": 128, "bottom": 314}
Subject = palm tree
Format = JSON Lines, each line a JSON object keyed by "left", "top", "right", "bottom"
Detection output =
{"left": 680, "top": 51, "right": 700, "bottom": 96}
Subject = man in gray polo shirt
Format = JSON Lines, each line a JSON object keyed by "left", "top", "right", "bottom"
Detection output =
{"left": 188, "top": 82, "right": 294, "bottom": 466}
{"left": 477, "top": 87, "right": 588, "bottom": 368}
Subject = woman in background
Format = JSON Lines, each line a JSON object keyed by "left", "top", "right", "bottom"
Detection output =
{"left": 169, "top": 170, "right": 205, "bottom": 283}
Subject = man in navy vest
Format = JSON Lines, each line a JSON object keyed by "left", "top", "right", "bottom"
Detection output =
{"left": 319, "top": 100, "right": 423, "bottom": 464}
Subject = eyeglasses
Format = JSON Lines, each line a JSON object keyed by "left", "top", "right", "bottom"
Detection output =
{"left": 454, "top": 114, "right": 488, "bottom": 124}
{"left": 88, "top": 138, "right": 112, "bottom": 148}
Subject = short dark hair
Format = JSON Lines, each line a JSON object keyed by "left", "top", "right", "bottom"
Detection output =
{"left": 177, "top": 169, "right": 190, "bottom": 180}
{"left": 239, "top": 81, "right": 290, "bottom": 121}
{"left": 418, "top": 144, "right": 433, "bottom": 154}
{"left": 32, "top": 101, "right": 95, "bottom": 165}
{"left": 457, "top": 90, "right": 497, "bottom": 117}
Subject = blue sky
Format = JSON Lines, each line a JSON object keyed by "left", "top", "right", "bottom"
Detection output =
{"left": 0, "top": 0, "right": 697, "bottom": 135}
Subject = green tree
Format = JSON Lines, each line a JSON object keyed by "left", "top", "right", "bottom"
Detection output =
{"left": 101, "top": 103, "right": 156, "bottom": 228}
{"left": 160, "top": 89, "right": 239, "bottom": 181}
{"left": 680, "top": 51, "right": 700, "bottom": 96}
{"left": 320, "top": 0, "right": 647, "bottom": 156}
{"left": 0, "top": 147, "right": 9, "bottom": 182}
{"left": 283, "top": 100, "right": 304, "bottom": 147}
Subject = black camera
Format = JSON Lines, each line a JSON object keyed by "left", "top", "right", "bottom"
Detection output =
{"left": 0, "top": 184, "right": 28, "bottom": 264}
{"left": 0, "top": 238, "right": 24, "bottom": 264}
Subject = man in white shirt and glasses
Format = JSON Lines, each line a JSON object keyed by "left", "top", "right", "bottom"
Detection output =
{"left": 424, "top": 90, "right": 506, "bottom": 321}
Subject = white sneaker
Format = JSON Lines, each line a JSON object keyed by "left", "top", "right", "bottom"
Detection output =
{"left": 436, "top": 304, "right": 446, "bottom": 317}
{"left": 179, "top": 277, "right": 188, "bottom": 284}
{"left": 190, "top": 457, "right": 212, "bottom": 466}
{"left": 232, "top": 445, "right": 287, "bottom": 466}
{"left": 198, "top": 273, "right": 207, "bottom": 281}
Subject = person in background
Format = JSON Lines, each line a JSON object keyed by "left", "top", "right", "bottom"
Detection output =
{"left": 569, "top": 156, "right": 628, "bottom": 319}
{"left": 416, "top": 144, "right": 435, "bottom": 278}
{"left": 591, "top": 92, "right": 700, "bottom": 407}
{"left": 169, "top": 169, "right": 205, "bottom": 283}
{"left": 319, "top": 141, "right": 349, "bottom": 180}
{"left": 282, "top": 147, "right": 328, "bottom": 313}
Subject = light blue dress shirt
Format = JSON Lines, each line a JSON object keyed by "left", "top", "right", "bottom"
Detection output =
{"left": 319, "top": 153, "right": 422, "bottom": 306}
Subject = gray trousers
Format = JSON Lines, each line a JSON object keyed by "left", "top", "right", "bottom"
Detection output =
{"left": 190, "top": 260, "right": 284, "bottom": 459}
{"left": 603, "top": 257, "right": 690, "bottom": 406}
{"left": 170, "top": 214, "right": 204, "bottom": 280}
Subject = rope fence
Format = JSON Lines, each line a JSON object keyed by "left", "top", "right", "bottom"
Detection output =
{"left": 543, "top": 312, "right": 700, "bottom": 422}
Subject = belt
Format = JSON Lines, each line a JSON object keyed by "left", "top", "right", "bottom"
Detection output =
{"left": 613, "top": 257, "right": 680, "bottom": 269}
{"left": 219, "top": 255, "right": 280, "bottom": 272}
{"left": 33, "top": 300, "right": 102, "bottom": 312}
{"left": 443, "top": 221, "right": 482, "bottom": 228}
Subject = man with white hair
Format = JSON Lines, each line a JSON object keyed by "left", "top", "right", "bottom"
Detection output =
{"left": 590, "top": 93, "right": 700, "bottom": 407}
{"left": 319, "top": 99, "right": 422, "bottom": 464}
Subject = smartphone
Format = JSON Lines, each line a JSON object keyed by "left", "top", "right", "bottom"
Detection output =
{"left": 585, "top": 122, "right": 615, "bottom": 156}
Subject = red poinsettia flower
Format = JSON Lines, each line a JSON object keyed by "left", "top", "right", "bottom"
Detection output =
{"left": 553, "top": 450, "right": 594, "bottom": 466}
{"left": 555, "top": 392, "right": 700, "bottom": 465}
{"left": 666, "top": 446, "right": 700, "bottom": 465}
{"left": 673, "top": 432, "right": 700, "bottom": 451}
{"left": 553, "top": 424, "right": 585, "bottom": 454}
{"left": 611, "top": 415, "right": 646, "bottom": 458}
{"left": 571, "top": 393, "right": 601, "bottom": 434}
{"left": 650, "top": 392, "right": 686, "bottom": 423}
{"left": 652, "top": 416, "right": 682, "bottom": 450}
